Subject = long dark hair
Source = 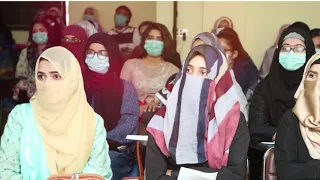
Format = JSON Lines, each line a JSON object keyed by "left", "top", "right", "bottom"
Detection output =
{"left": 140, "top": 22, "right": 182, "bottom": 68}
{"left": 217, "top": 27, "right": 249, "bottom": 60}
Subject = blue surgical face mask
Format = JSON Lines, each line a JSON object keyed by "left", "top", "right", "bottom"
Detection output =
{"left": 279, "top": 51, "right": 306, "bottom": 71}
{"left": 85, "top": 54, "right": 110, "bottom": 74}
{"left": 144, "top": 40, "right": 164, "bottom": 57}
{"left": 32, "top": 32, "right": 48, "bottom": 45}
{"left": 316, "top": 48, "right": 320, "bottom": 54}
{"left": 114, "top": 14, "right": 127, "bottom": 27}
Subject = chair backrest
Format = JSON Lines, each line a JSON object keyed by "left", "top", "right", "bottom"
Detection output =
{"left": 263, "top": 147, "right": 277, "bottom": 180}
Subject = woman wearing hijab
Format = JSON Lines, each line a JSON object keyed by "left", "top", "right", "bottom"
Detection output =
{"left": 149, "top": 32, "right": 248, "bottom": 122}
{"left": 84, "top": 33, "right": 139, "bottom": 180}
{"left": 275, "top": 53, "right": 320, "bottom": 179}
{"left": 217, "top": 27, "right": 259, "bottom": 95}
{"left": 212, "top": 16, "right": 233, "bottom": 35}
{"left": 248, "top": 26, "right": 315, "bottom": 180}
{"left": 83, "top": 7, "right": 104, "bottom": 33}
{"left": 14, "top": 19, "right": 54, "bottom": 102}
{"left": 290, "top": 21, "right": 310, "bottom": 32}
{"left": 145, "top": 44, "right": 249, "bottom": 180}
{"left": 259, "top": 24, "right": 290, "bottom": 79}
{"left": 61, "top": 25, "right": 88, "bottom": 73}
{"left": 0, "top": 46, "right": 112, "bottom": 179}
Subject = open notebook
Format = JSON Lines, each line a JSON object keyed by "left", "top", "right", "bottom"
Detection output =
{"left": 177, "top": 167, "right": 217, "bottom": 180}
{"left": 126, "top": 135, "right": 148, "bottom": 141}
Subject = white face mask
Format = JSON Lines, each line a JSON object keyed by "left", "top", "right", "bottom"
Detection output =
{"left": 215, "top": 27, "right": 225, "bottom": 35}
{"left": 84, "top": 15, "right": 94, "bottom": 21}
{"left": 226, "top": 53, "right": 232, "bottom": 64}
{"left": 85, "top": 54, "right": 110, "bottom": 74}
{"left": 316, "top": 48, "right": 320, "bottom": 54}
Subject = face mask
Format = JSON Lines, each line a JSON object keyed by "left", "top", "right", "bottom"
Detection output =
{"left": 215, "top": 27, "right": 225, "bottom": 35}
{"left": 279, "top": 51, "right": 306, "bottom": 71}
{"left": 84, "top": 15, "right": 94, "bottom": 21}
{"left": 114, "top": 14, "right": 127, "bottom": 27}
{"left": 316, "top": 48, "right": 320, "bottom": 54}
{"left": 144, "top": 40, "right": 164, "bottom": 57}
{"left": 85, "top": 54, "right": 110, "bottom": 74}
{"left": 226, "top": 53, "right": 232, "bottom": 64}
{"left": 32, "top": 32, "right": 48, "bottom": 45}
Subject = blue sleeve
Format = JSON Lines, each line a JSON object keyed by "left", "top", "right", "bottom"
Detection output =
{"left": 107, "top": 80, "right": 139, "bottom": 144}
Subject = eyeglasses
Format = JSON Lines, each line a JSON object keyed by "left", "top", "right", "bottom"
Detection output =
{"left": 85, "top": 49, "right": 108, "bottom": 59}
{"left": 61, "top": 37, "right": 84, "bottom": 43}
{"left": 280, "top": 45, "right": 306, "bottom": 53}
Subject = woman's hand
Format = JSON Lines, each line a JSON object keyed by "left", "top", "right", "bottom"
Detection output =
{"left": 145, "top": 99, "right": 160, "bottom": 113}
{"left": 166, "top": 169, "right": 172, "bottom": 176}
{"left": 272, "top": 133, "right": 276, "bottom": 141}
{"left": 139, "top": 104, "right": 148, "bottom": 115}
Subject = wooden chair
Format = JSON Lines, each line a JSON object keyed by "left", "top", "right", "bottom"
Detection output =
{"left": 263, "top": 147, "right": 277, "bottom": 180}
{"left": 122, "top": 140, "right": 145, "bottom": 180}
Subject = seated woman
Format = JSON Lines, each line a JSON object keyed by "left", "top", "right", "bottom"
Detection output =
{"left": 84, "top": 33, "right": 139, "bottom": 180}
{"left": 145, "top": 44, "right": 249, "bottom": 180}
{"left": 248, "top": 26, "right": 315, "bottom": 180}
{"left": 120, "top": 22, "right": 180, "bottom": 116}
{"left": 83, "top": 7, "right": 104, "bottom": 32}
{"left": 0, "top": 47, "right": 112, "bottom": 179}
{"left": 275, "top": 53, "right": 320, "bottom": 179}
{"left": 61, "top": 24, "right": 89, "bottom": 73}
{"left": 217, "top": 27, "right": 259, "bottom": 95}
{"left": 14, "top": 19, "right": 53, "bottom": 102}
{"left": 147, "top": 32, "right": 248, "bottom": 122}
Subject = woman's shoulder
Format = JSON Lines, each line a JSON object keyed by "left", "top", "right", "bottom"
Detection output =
{"left": 165, "top": 62, "right": 180, "bottom": 73}
{"left": 122, "top": 59, "right": 140, "bottom": 70}
{"left": 6, "top": 103, "right": 32, "bottom": 126}
{"left": 125, "top": 58, "right": 140, "bottom": 65}
{"left": 19, "top": 48, "right": 28, "bottom": 57}
{"left": 94, "top": 113, "right": 105, "bottom": 132}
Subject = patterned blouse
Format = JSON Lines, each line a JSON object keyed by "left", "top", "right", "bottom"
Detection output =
{"left": 120, "top": 59, "right": 179, "bottom": 102}
{"left": 13, "top": 48, "right": 36, "bottom": 100}
{"left": 0, "top": 104, "right": 113, "bottom": 180}
{"left": 105, "top": 80, "right": 139, "bottom": 144}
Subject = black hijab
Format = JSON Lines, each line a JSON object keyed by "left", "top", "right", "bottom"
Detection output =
{"left": 289, "top": 21, "right": 310, "bottom": 32}
{"left": 84, "top": 33, "right": 125, "bottom": 132}
{"left": 254, "top": 27, "right": 315, "bottom": 126}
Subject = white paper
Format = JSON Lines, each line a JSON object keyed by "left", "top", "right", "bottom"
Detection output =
{"left": 177, "top": 167, "right": 217, "bottom": 180}
{"left": 261, "top": 141, "right": 275, "bottom": 145}
{"left": 126, "top": 135, "right": 148, "bottom": 141}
